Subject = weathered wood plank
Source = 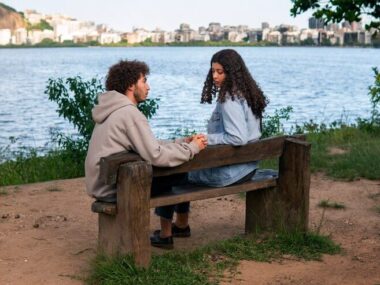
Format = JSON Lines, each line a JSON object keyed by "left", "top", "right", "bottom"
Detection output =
{"left": 92, "top": 201, "right": 117, "bottom": 215}
{"left": 245, "top": 186, "right": 280, "bottom": 233}
{"left": 91, "top": 178, "right": 278, "bottom": 215}
{"left": 150, "top": 178, "right": 277, "bottom": 208}
{"left": 99, "top": 152, "right": 142, "bottom": 186}
{"left": 117, "top": 161, "right": 152, "bottom": 268}
{"left": 277, "top": 138, "right": 311, "bottom": 232}
{"left": 101, "top": 135, "right": 305, "bottom": 185}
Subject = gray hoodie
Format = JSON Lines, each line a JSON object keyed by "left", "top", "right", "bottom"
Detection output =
{"left": 85, "top": 90, "right": 200, "bottom": 200}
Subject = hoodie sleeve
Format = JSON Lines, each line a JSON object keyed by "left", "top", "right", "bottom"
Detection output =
{"left": 126, "top": 116, "right": 200, "bottom": 167}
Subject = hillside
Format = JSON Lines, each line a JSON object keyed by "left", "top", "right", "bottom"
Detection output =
{"left": 0, "top": 3, "right": 26, "bottom": 30}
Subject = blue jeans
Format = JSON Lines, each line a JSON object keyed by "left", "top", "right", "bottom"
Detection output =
{"left": 152, "top": 173, "right": 190, "bottom": 220}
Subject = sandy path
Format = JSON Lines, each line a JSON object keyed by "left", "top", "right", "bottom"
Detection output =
{"left": 0, "top": 173, "right": 379, "bottom": 285}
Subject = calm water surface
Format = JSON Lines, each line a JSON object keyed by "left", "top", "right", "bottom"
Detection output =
{"left": 0, "top": 46, "right": 379, "bottom": 150}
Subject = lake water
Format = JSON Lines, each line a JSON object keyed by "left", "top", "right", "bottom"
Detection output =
{"left": 0, "top": 46, "right": 379, "bottom": 150}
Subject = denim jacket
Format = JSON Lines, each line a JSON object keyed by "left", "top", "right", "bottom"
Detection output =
{"left": 188, "top": 94, "right": 261, "bottom": 187}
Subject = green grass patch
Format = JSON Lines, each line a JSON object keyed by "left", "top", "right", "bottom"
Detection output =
{"left": 0, "top": 149, "right": 84, "bottom": 186}
{"left": 86, "top": 232, "right": 340, "bottom": 285}
{"left": 307, "top": 127, "right": 380, "bottom": 180}
{"left": 317, "top": 199, "right": 346, "bottom": 209}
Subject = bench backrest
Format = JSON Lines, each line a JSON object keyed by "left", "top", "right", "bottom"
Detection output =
{"left": 99, "top": 135, "right": 306, "bottom": 184}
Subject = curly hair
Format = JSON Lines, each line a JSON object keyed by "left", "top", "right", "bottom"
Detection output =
{"left": 200, "top": 49, "right": 268, "bottom": 118}
{"left": 105, "top": 60, "right": 149, "bottom": 94}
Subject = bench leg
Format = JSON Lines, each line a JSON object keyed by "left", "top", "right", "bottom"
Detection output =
{"left": 245, "top": 186, "right": 279, "bottom": 233}
{"left": 277, "top": 138, "right": 311, "bottom": 232}
{"left": 245, "top": 138, "right": 310, "bottom": 233}
{"left": 97, "top": 161, "right": 152, "bottom": 268}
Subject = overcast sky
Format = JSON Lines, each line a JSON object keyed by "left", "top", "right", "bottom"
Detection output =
{"left": 4, "top": 0, "right": 313, "bottom": 31}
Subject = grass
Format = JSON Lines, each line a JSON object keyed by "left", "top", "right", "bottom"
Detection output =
{"left": 0, "top": 149, "right": 84, "bottom": 186}
{"left": 318, "top": 199, "right": 346, "bottom": 209}
{"left": 307, "top": 126, "right": 380, "bottom": 180}
{"left": 86, "top": 231, "right": 341, "bottom": 285}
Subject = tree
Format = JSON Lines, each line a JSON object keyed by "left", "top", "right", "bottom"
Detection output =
{"left": 290, "top": 0, "right": 380, "bottom": 32}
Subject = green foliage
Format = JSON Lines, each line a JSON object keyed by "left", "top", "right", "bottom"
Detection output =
{"left": 87, "top": 232, "right": 340, "bottom": 285}
{"left": 300, "top": 38, "right": 316, "bottom": 46}
{"left": 318, "top": 199, "right": 346, "bottom": 209}
{"left": 290, "top": 0, "right": 380, "bottom": 33}
{"left": 0, "top": 145, "right": 85, "bottom": 186}
{"left": 262, "top": 106, "right": 293, "bottom": 138}
{"left": 357, "top": 67, "right": 380, "bottom": 131}
{"left": 0, "top": 2, "right": 17, "bottom": 12}
{"left": 171, "top": 128, "right": 197, "bottom": 139}
{"left": 321, "top": 38, "right": 332, "bottom": 46}
{"left": 46, "top": 77, "right": 101, "bottom": 143}
{"left": 28, "top": 19, "right": 53, "bottom": 31}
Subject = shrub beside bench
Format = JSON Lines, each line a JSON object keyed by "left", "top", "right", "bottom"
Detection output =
{"left": 92, "top": 135, "right": 311, "bottom": 267}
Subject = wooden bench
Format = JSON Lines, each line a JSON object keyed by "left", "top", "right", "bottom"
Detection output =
{"left": 91, "top": 135, "right": 311, "bottom": 268}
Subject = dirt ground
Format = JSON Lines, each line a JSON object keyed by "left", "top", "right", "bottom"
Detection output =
{"left": 0, "top": 173, "right": 379, "bottom": 285}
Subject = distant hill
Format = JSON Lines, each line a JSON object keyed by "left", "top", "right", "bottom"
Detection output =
{"left": 0, "top": 2, "right": 26, "bottom": 30}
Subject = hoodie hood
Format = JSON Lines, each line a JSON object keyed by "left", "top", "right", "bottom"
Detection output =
{"left": 92, "top": 90, "right": 135, "bottom": 123}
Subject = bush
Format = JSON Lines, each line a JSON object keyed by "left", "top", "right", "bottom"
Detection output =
{"left": 357, "top": 67, "right": 380, "bottom": 132}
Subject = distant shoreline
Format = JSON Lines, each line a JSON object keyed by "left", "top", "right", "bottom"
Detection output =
{"left": 0, "top": 41, "right": 378, "bottom": 49}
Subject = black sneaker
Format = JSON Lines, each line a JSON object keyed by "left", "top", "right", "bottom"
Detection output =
{"left": 153, "top": 223, "right": 191, "bottom": 238}
{"left": 172, "top": 224, "right": 191, "bottom": 237}
{"left": 150, "top": 234, "right": 173, "bottom": 249}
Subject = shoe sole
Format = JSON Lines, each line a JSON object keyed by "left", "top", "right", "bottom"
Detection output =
{"left": 153, "top": 230, "right": 191, "bottom": 238}
{"left": 151, "top": 243, "right": 174, "bottom": 250}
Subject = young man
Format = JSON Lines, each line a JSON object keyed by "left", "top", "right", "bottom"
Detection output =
{"left": 85, "top": 59, "right": 206, "bottom": 249}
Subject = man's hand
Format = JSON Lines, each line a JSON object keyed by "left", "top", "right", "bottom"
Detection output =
{"left": 191, "top": 134, "right": 208, "bottom": 150}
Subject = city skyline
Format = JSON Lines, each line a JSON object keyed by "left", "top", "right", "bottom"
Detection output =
{"left": 3, "top": 0, "right": 313, "bottom": 31}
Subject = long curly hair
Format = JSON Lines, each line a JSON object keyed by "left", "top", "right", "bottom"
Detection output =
{"left": 105, "top": 60, "right": 149, "bottom": 94}
{"left": 201, "top": 49, "right": 268, "bottom": 118}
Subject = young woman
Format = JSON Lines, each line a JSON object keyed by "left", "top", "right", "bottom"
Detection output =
{"left": 151, "top": 49, "right": 268, "bottom": 249}
{"left": 188, "top": 49, "right": 268, "bottom": 187}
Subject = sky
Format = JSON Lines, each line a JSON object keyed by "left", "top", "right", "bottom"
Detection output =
{"left": 3, "top": 0, "right": 313, "bottom": 31}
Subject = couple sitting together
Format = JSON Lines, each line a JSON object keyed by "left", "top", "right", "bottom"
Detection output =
{"left": 85, "top": 49, "right": 268, "bottom": 249}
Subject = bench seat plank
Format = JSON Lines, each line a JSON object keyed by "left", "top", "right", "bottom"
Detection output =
{"left": 150, "top": 178, "right": 277, "bottom": 208}
{"left": 92, "top": 173, "right": 278, "bottom": 215}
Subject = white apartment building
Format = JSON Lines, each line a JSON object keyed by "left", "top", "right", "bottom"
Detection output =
{"left": 124, "top": 28, "right": 152, "bottom": 44}
{"left": 267, "top": 31, "right": 282, "bottom": 44}
{"left": 300, "top": 29, "right": 319, "bottom": 44}
{"left": 228, "top": 31, "right": 248, "bottom": 42}
{"left": 282, "top": 31, "right": 300, "bottom": 44}
{"left": 192, "top": 32, "right": 210, "bottom": 42}
{"left": 261, "top": 28, "right": 271, "bottom": 41}
{"left": 27, "top": 29, "right": 54, "bottom": 44}
{"left": 0, "top": 29, "right": 11, "bottom": 45}
{"left": 24, "top": 10, "right": 44, "bottom": 25}
{"left": 99, "top": 32, "right": 121, "bottom": 44}
{"left": 12, "top": 28, "right": 27, "bottom": 45}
